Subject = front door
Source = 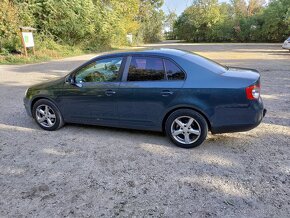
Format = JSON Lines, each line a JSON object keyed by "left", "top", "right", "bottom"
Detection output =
{"left": 58, "top": 56, "right": 125, "bottom": 126}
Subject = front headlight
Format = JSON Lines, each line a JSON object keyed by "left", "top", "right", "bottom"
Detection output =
{"left": 25, "top": 88, "right": 29, "bottom": 97}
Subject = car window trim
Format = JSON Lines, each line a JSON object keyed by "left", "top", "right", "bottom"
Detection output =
{"left": 162, "top": 59, "right": 168, "bottom": 80}
{"left": 121, "top": 56, "right": 131, "bottom": 82}
{"left": 70, "top": 56, "right": 126, "bottom": 84}
{"left": 163, "top": 58, "right": 186, "bottom": 81}
{"left": 79, "top": 81, "right": 121, "bottom": 88}
{"left": 163, "top": 57, "right": 187, "bottom": 81}
{"left": 122, "top": 55, "right": 187, "bottom": 82}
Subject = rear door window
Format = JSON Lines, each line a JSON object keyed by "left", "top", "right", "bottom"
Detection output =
{"left": 127, "top": 57, "right": 165, "bottom": 81}
{"left": 164, "top": 59, "right": 185, "bottom": 80}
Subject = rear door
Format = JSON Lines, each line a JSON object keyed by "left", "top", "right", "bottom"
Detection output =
{"left": 117, "top": 55, "right": 186, "bottom": 130}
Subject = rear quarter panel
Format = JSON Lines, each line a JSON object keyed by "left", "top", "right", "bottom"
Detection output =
{"left": 172, "top": 56, "right": 261, "bottom": 131}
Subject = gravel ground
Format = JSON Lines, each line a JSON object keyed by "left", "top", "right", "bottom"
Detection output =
{"left": 0, "top": 43, "right": 289, "bottom": 217}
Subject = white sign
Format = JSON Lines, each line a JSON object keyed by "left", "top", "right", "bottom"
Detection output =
{"left": 126, "top": 33, "right": 133, "bottom": 44}
{"left": 22, "top": 32, "right": 34, "bottom": 47}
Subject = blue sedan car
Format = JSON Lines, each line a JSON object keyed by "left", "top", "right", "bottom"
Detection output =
{"left": 24, "top": 49, "right": 266, "bottom": 148}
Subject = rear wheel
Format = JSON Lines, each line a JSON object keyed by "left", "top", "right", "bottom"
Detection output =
{"left": 32, "top": 99, "right": 64, "bottom": 131}
{"left": 165, "top": 109, "right": 208, "bottom": 148}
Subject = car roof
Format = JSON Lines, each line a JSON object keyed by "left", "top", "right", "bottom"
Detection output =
{"left": 97, "top": 48, "right": 190, "bottom": 59}
{"left": 91, "top": 48, "right": 227, "bottom": 75}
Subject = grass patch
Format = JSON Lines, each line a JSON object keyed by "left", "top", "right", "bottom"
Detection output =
{"left": 0, "top": 35, "right": 120, "bottom": 65}
{"left": 0, "top": 38, "right": 141, "bottom": 65}
{"left": 0, "top": 44, "right": 86, "bottom": 65}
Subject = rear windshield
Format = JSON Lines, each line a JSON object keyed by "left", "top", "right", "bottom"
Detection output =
{"left": 183, "top": 51, "right": 227, "bottom": 74}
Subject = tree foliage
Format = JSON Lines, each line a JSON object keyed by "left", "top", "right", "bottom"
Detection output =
{"left": 260, "top": 0, "right": 290, "bottom": 41}
{"left": 173, "top": 0, "right": 290, "bottom": 42}
{"left": 175, "top": 0, "right": 221, "bottom": 42}
{"left": 0, "top": 0, "right": 20, "bottom": 51}
{"left": 164, "top": 11, "right": 177, "bottom": 39}
{"left": 0, "top": 0, "right": 165, "bottom": 53}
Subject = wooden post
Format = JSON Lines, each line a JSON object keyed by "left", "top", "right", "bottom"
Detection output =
{"left": 19, "top": 30, "right": 28, "bottom": 57}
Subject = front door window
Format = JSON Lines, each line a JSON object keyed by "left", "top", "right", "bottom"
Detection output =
{"left": 75, "top": 57, "right": 123, "bottom": 83}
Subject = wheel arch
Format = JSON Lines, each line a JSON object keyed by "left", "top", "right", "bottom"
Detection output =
{"left": 162, "top": 106, "right": 212, "bottom": 132}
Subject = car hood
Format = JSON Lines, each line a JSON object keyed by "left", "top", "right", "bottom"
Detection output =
{"left": 29, "top": 77, "right": 65, "bottom": 90}
{"left": 222, "top": 67, "right": 260, "bottom": 81}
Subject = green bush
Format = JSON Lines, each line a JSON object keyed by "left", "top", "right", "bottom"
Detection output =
{"left": 174, "top": 0, "right": 290, "bottom": 42}
{"left": 0, "top": 0, "right": 165, "bottom": 63}
{"left": 0, "top": 0, "right": 21, "bottom": 51}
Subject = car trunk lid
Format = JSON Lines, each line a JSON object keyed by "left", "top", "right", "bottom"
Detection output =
{"left": 222, "top": 67, "right": 261, "bottom": 100}
{"left": 222, "top": 67, "right": 260, "bottom": 82}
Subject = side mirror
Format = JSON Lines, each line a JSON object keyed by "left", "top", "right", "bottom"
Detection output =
{"left": 65, "top": 75, "right": 83, "bottom": 87}
{"left": 65, "top": 75, "right": 76, "bottom": 84}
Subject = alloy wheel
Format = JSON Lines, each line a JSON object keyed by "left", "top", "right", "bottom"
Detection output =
{"left": 35, "top": 104, "right": 56, "bottom": 128}
{"left": 170, "top": 116, "right": 201, "bottom": 144}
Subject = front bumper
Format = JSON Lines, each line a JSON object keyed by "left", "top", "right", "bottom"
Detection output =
{"left": 282, "top": 43, "right": 290, "bottom": 49}
{"left": 23, "top": 97, "right": 32, "bottom": 117}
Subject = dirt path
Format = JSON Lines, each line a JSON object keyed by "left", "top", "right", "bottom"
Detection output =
{"left": 0, "top": 43, "right": 289, "bottom": 217}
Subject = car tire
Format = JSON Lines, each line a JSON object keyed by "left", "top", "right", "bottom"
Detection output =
{"left": 32, "top": 99, "right": 64, "bottom": 131}
{"left": 165, "top": 109, "right": 208, "bottom": 149}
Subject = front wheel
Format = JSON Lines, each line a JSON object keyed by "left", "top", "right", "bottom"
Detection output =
{"left": 165, "top": 109, "right": 208, "bottom": 148}
{"left": 32, "top": 99, "right": 64, "bottom": 131}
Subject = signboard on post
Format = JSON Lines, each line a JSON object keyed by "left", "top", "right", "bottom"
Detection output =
{"left": 22, "top": 32, "right": 34, "bottom": 48}
{"left": 19, "top": 26, "right": 36, "bottom": 57}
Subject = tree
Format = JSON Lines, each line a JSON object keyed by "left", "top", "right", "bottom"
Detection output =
{"left": 136, "top": 0, "right": 165, "bottom": 43}
{"left": 211, "top": 2, "right": 235, "bottom": 42}
{"left": 247, "top": 0, "right": 265, "bottom": 16}
{"left": 164, "top": 11, "right": 177, "bottom": 39}
{"left": 0, "top": 0, "right": 20, "bottom": 51}
{"left": 172, "top": 0, "right": 290, "bottom": 42}
{"left": 174, "top": 0, "right": 221, "bottom": 42}
{"left": 231, "top": 0, "right": 247, "bottom": 18}
{"left": 1, "top": 0, "right": 166, "bottom": 52}
{"left": 260, "top": 0, "right": 290, "bottom": 42}
{"left": 165, "top": 11, "right": 177, "bottom": 32}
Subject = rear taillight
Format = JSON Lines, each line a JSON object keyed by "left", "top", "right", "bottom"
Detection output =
{"left": 246, "top": 84, "right": 260, "bottom": 100}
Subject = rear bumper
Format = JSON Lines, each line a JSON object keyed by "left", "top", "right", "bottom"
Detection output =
{"left": 211, "top": 98, "right": 266, "bottom": 134}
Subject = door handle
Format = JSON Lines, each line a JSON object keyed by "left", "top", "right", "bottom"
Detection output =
{"left": 105, "top": 90, "right": 116, "bottom": 96}
{"left": 161, "top": 90, "right": 174, "bottom": 96}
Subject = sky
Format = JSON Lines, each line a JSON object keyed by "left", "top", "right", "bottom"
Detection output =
{"left": 162, "top": 0, "right": 229, "bottom": 16}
